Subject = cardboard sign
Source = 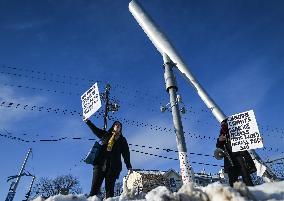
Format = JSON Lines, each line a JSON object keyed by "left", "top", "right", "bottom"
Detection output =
{"left": 81, "top": 83, "right": 101, "bottom": 119}
{"left": 228, "top": 110, "right": 263, "bottom": 152}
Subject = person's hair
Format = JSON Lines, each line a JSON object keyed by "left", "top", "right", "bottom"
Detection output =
{"left": 221, "top": 118, "right": 228, "bottom": 125}
{"left": 108, "top": 121, "right": 123, "bottom": 133}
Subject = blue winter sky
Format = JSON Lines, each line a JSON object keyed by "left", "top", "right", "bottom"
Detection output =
{"left": 1, "top": 0, "right": 284, "bottom": 200}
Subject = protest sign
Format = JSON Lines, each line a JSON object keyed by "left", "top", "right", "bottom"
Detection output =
{"left": 227, "top": 110, "right": 263, "bottom": 152}
{"left": 81, "top": 83, "right": 101, "bottom": 119}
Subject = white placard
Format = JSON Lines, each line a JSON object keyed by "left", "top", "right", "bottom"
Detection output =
{"left": 228, "top": 110, "right": 263, "bottom": 152}
{"left": 81, "top": 83, "right": 101, "bottom": 119}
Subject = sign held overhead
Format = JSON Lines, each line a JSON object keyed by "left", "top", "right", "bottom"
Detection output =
{"left": 81, "top": 83, "right": 101, "bottom": 119}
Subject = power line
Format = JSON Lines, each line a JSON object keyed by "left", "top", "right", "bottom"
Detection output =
{"left": 0, "top": 129, "right": 214, "bottom": 158}
{"left": 1, "top": 82, "right": 81, "bottom": 96}
{"left": 1, "top": 65, "right": 102, "bottom": 84}
{"left": 131, "top": 149, "right": 223, "bottom": 167}
{"left": 1, "top": 65, "right": 215, "bottom": 117}
{"left": 2, "top": 66, "right": 284, "bottom": 134}
{"left": 0, "top": 99, "right": 218, "bottom": 141}
{"left": 128, "top": 143, "right": 213, "bottom": 158}
{"left": 2, "top": 100, "right": 283, "bottom": 151}
{"left": 1, "top": 65, "right": 166, "bottom": 104}
{"left": 0, "top": 129, "right": 223, "bottom": 169}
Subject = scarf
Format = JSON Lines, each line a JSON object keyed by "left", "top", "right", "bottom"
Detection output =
{"left": 107, "top": 131, "right": 120, "bottom": 152}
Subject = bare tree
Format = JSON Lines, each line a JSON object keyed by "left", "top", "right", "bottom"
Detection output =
{"left": 31, "top": 174, "right": 82, "bottom": 199}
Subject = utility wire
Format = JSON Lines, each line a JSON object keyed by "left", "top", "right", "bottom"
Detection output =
{"left": 2, "top": 65, "right": 284, "bottom": 134}
{"left": 0, "top": 129, "right": 214, "bottom": 158}
{"left": 131, "top": 149, "right": 223, "bottom": 167}
{"left": 1, "top": 100, "right": 283, "bottom": 153}
{"left": 0, "top": 100, "right": 218, "bottom": 141}
{"left": 0, "top": 130, "right": 223, "bottom": 168}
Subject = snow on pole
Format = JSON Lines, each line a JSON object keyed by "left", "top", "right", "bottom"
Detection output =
{"left": 179, "top": 152, "right": 194, "bottom": 183}
{"left": 163, "top": 53, "right": 194, "bottom": 183}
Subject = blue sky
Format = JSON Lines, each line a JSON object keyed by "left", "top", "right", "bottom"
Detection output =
{"left": 0, "top": 0, "right": 284, "bottom": 200}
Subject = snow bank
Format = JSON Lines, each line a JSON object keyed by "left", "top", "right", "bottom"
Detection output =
{"left": 32, "top": 194, "right": 100, "bottom": 201}
{"left": 248, "top": 180, "right": 284, "bottom": 201}
{"left": 32, "top": 181, "right": 284, "bottom": 201}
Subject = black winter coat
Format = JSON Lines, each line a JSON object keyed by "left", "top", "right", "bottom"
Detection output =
{"left": 216, "top": 135, "right": 256, "bottom": 175}
{"left": 85, "top": 120, "right": 132, "bottom": 179}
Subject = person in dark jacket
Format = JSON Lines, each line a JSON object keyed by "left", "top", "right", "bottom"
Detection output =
{"left": 84, "top": 118, "right": 132, "bottom": 198}
{"left": 216, "top": 119, "right": 256, "bottom": 187}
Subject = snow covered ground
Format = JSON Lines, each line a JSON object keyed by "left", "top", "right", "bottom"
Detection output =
{"left": 32, "top": 180, "right": 284, "bottom": 201}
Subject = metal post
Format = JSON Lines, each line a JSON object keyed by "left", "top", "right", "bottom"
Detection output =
{"left": 103, "top": 84, "right": 111, "bottom": 130}
{"left": 129, "top": 0, "right": 226, "bottom": 123}
{"left": 163, "top": 53, "right": 193, "bottom": 184}
{"left": 5, "top": 148, "right": 32, "bottom": 201}
{"left": 23, "top": 176, "right": 36, "bottom": 201}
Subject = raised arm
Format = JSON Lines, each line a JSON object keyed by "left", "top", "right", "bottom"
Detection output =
{"left": 85, "top": 119, "right": 107, "bottom": 139}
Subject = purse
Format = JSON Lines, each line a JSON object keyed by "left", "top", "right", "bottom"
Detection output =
{"left": 84, "top": 141, "right": 102, "bottom": 165}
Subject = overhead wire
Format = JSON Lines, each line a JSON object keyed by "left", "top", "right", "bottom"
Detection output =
{"left": 1, "top": 100, "right": 282, "bottom": 155}
{"left": 0, "top": 129, "right": 213, "bottom": 158}
{"left": 1, "top": 65, "right": 283, "bottom": 171}
{"left": 2, "top": 65, "right": 284, "bottom": 135}
{"left": 0, "top": 129, "right": 223, "bottom": 169}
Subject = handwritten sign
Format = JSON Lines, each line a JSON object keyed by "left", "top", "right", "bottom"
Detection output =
{"left": 81, "top": 83, "right": 101, "bottom": 119}
{"left": 228, "top": 110, "right": 263, "bottom": 152}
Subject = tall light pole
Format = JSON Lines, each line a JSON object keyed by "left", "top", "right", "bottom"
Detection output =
{"left": 163, "top": 53, "right": 194, "bottom": 183}
{"left": 129, "top": 0, "right": 277, "bottom": 182}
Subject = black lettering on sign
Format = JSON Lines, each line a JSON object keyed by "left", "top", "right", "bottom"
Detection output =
{"left": 242, "top": 123, "right": 250, "bottom": 130}
{"left": 250, "top": 138, "right": 261, "bottom": 144}
{"left": 82, "top": 85, "right": 100, "bottom": 116}
{"left": 228, "top": 111, "right": 261, "bottom": 152}
{"left": 240, "top": 144, "right": 249, "bottom": 151}
{"left": 254, "top": 132, "right": 260, "bottom": 138}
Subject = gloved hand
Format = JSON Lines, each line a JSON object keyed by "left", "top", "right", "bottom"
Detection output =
{"left": 82, "top": 115, "right": 88, "bottom": 122}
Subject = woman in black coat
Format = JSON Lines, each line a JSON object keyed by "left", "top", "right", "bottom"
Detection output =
{"left": 216, "top": 119, "right": 256, "bottom": 187}
{"left": 84, "top": 118, "right": 132, "bottom": 198}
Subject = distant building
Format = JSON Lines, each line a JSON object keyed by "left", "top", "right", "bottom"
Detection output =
{"left": 194, "top": 169, "right": 228, "bottom": 187}
{"left": 124, "top": 168, "right": 227, "bottom": 193}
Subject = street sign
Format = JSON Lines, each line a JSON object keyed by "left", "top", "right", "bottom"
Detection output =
{"left": 81, "top": 83, "right": 102, "bottom": 119}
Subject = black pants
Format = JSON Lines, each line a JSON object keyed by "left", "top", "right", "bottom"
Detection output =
{"left": 228, "top": 156, "right": 254, "bottom": 187}
{"left": 89, "top": 165, "right": 117, "bottom": 198}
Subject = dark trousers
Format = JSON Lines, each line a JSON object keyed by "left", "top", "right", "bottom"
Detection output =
{"left": 228, "top": 156, "right": 254, "bottom": 187}
{"left": 89, "top": 166, "right": 117, "bottom": 198}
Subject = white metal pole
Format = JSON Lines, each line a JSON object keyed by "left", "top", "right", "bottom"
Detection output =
{"left": 129, "top": 0, "right": 226, "bottom": 123}
{"left": 163, "top": 53, "right": 194, "bottom": 183}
